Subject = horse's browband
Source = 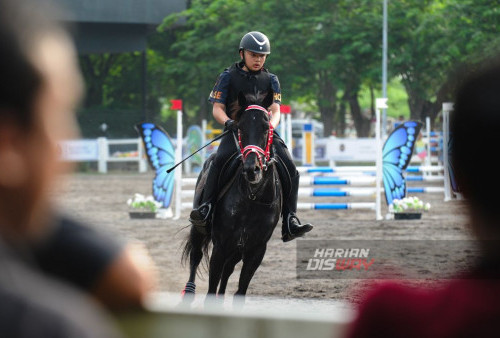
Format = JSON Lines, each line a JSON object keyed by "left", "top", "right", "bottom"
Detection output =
{"left": 245, "top": 105, "right": 271, "bottom": 115}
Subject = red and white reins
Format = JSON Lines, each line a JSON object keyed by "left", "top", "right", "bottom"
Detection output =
{"left": 238, "top": 105, "right": 274, "bottom": 171}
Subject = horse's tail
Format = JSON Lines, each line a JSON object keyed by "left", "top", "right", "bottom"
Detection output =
{"left": 181, "top": 226, "right": 211, "bottom": 268}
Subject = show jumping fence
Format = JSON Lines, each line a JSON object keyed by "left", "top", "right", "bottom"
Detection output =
{"left": 169, "top": 100, "right": 447, "bottom": 220}
{"left": 59, "top": 103, "right": 450, "bottom": 219}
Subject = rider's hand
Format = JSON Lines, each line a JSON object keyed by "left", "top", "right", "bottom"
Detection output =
{"left": 224, "top": 119, "right": 238, "bottom": 132}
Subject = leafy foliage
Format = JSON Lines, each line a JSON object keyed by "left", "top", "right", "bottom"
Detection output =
{"left": 77, "top": 0, "right": 500, "bottom": 137}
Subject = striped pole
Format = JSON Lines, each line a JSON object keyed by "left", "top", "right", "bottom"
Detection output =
{"left": 297, "top": 165, "right": 444, "bottom": 174}
{"left": 375, "top": 98, "right": 387, "bottom": 220}
{"left": 300, "top": 176, "right": 377, "bottom": 186}
{"left": 201, "top": 119, "right": 207, "bottom": 161}
{"left": 174, "top": 108, "right": 183, "bottom": 220}
{"left": 302, "top": 122, "right": 315, "bottom": 166}
{"left": 297, "top": 203, "right": 376, "bottom": 210}
{"left": 406, "top": 176, "right": 444, "bottom": 182}
{"left": 183, "top": 175, "right": 443, "bottom": 186}
{"left": 442, "top": 102, "right": 454, "bottom": 201}
{"left": 425, "top": 116, "right": 432, "bottom": 171}
{"left": 181, "top": 187, "right": 444, "bottom": 199}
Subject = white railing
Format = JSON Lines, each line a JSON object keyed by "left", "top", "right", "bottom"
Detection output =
{"left": 60, "top": 137, "right": 148, "bottom": 173}
{"left": 116, "top": 292, "right": 353, "bottom": 338}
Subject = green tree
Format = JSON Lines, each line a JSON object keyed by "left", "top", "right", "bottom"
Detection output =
{"left": 77, "top": 0, "right": 500, "bottom": 138}
{"left": 390, "top": 0, "right": 500, "bottom": 124}
{"left": 267, "top": 0, "right": 381, "bottom": 136}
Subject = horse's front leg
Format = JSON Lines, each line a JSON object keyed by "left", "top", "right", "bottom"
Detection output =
{"left": 235, "top": 244, "right": 267, "bottom": 298}
{"left": 218, "top": 252, "right": 242, "bottom": 298}
{"left": 206, "top": 245, "right": 225, "bottom": 303}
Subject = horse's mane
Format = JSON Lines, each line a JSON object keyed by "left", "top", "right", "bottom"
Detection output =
{"left": 235, "top": 91, "right": 270, "bottom": 121}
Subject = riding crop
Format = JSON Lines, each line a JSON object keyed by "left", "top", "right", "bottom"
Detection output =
{"left": 166, "top": 130, "right": 230, "bottom": 173}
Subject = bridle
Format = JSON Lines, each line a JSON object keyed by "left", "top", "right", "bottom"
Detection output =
{"left": 237, "top": 105, "right": 274, "bottom": 171}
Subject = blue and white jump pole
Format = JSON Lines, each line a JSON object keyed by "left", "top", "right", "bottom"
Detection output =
{"left": 375, "top": 98, "right": 387, "bottom": 220}
{"left": 279, "top": 105, "right": 293, "bottom": 151}
{"left": 174, "top": 105, "right": 183, "bottom": 220}
{"left": 297, "top": 165, "right": 444, "bottom": 174}
{"left": 442, "top": 102, "right": 462, "bottom": 201}
{"left": 180, "top": 186, "right": 444, "bottom": 199}
{"left": 170, "top": 98, "right": 443, "bottom": 219}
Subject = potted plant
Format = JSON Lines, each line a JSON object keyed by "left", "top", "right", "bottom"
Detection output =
{"left": 127, "top": 193, "right": 162, "bottom": 219}
{"left": 389, "top": 196, "right": 431, "bottom": 220}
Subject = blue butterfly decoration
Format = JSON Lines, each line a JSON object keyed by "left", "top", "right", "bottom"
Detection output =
{"left": 383, "top": 121, "right": 423, "bottom": 205}
{"left": 135, "top": 123, "right": 175, "bottom": 208}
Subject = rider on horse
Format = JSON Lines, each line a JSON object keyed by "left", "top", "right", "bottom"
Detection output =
{"left": 189, "top": 31, "right": 313, "bottom": 242}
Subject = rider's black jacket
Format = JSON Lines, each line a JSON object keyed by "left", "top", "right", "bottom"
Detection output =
{"left": 208, "top": 61, "right": 281, "bottom": 119}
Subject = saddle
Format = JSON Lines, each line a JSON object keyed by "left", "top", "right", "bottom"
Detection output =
{"left": 193, "top": 142, "right": 292, "bottom": 210}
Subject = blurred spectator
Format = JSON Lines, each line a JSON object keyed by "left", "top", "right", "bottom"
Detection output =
{"left": 347, "top": 59, "right": 500, "bottom": 338}
{"left": 32, "top": 215, "right": 157, "bottom": 310}
{"left": 0, "top": 0, "right": 153, "bottom": 335}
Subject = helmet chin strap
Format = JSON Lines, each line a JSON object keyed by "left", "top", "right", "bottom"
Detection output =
{"left": 240, "top": 50, "right": 263, "bottom": 74}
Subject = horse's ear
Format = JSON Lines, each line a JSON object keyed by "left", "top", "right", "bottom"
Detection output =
{"left": 262, "top": 90, "right": 274, "bottom": 109}
{"left": 238, "top": 91, "right": 247, "bottom": 108}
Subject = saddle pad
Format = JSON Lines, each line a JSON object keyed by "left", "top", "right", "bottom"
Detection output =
{"left": 192, "top": 152, "right": 241, "bottom": 208}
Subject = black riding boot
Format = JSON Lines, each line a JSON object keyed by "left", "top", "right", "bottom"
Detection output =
{"left": 282, "top": 174, "right": 313, "bottom": 242}
{"left": 189, "top": 165, "right": 219, "bottom": 230}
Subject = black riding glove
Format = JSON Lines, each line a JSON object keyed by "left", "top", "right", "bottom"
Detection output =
{"left": 224, "top": 119, "right": 238, "bottom": 132}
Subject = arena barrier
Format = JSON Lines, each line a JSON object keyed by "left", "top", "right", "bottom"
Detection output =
{"left": 179, "top": 181, "right": 375, "bottom": 211}
{"left": 117, "top": 293, "right": 353, "bottom": 338}
{"left": 178, "top": 170, "right": 444, "bottom": 214}
{"left": 59, "top": 137, "right": 148, "bottom": 173}
{"left": 180, "top": 182, "right": 443, "bottom": 198}
{"left": 171, "top": 98, "right": 445, "bottom": 219}
{"left": 442, "top": 102, "right": 463, "bottom": 201}
{"left": 296, "top": 165, "right": 444, "bottom": 174}
{"left": 420, "top": 116, "right": 444, "bottom": 167}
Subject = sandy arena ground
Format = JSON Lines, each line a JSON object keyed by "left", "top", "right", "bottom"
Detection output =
{"left": 54, "top": 171, "right": 471, "bottom": 305}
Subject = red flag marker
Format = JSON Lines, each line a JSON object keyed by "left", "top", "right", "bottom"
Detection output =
{"left": 171, "top": 99, "right": 183, "bottom": 110}
{"left": 281, "top": 105, "right": 291, "bottom": 114}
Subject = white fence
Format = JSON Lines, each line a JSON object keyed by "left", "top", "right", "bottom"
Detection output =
{"left": 117, "top": 292, "right": 353, "bottom": 338}
{"left": 60, "top": 137, "right": 147, "bottom": 173}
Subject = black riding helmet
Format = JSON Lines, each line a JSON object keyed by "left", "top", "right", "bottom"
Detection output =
{"left": 239, "top": 31, "right": 271, "bottom": 55}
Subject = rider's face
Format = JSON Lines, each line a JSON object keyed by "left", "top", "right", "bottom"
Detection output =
{"left": 241, "top": 50, "right": 267, "bottom": 72}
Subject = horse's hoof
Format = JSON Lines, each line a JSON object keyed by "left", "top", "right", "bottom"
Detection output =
{"left": 204, "top": 294, "right": 224, "bottom": 309}
{"left": 232, "top": 295, "right": 246, "bottom": 310}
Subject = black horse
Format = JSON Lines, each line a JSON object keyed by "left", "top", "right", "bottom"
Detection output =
{"left": 182, "top": 91, "right": 282, "bottom": 302}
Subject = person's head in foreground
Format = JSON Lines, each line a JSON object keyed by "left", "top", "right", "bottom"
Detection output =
{"left": 347, "top": 58, "right": 500, "bottom": 338}
{"left": 0, "top": 0, "right": 82, "bottom": 240}
{"left": 451, "top": 59, "right": 500, "bottom": 246}
{"left": 0, "top": 1, "right": 126, "bottom": 337}
{"left": 0, "top": 0, "right": 155, "bottom": 312}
